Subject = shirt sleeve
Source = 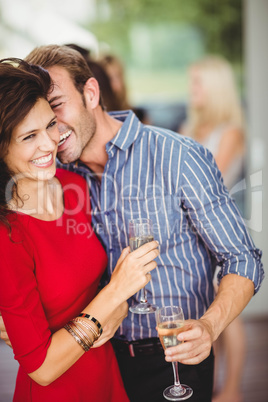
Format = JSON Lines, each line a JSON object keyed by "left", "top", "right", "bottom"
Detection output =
{"left": 0, "top": 220, "right": 51, "bottom": 373}
{"left": 179, "top": 144, "right": 264, "bottom": 294}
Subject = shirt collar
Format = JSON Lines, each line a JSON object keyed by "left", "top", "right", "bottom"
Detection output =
{"left": 57, "top": 110, "right": 142, "bottom": 172}
{"left": 106, "top": 110, "right": 142, "bottom": 152}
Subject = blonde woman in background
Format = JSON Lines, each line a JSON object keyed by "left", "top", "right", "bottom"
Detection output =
{"left": 181, "top": 55, "right": 246, "bottom": 402}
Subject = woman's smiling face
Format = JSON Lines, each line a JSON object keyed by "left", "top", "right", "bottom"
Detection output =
{"left": 4, "top": 98, "right": 59, "bottom": 182}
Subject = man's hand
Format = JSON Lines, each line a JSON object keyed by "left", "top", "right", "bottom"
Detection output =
{"left": 92, "top": 301, "right": 128, "bottom": 348}
{"left": 0, "top": 314, "right": 12, "bottom": 348}
{"left": 164, "top": 274, "right": 254, "bottom": 365}
{"left": 164, "top": 319, "right": 213, "bottom": 365}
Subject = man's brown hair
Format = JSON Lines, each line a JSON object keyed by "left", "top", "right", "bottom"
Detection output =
{"left": 25, "top": 44, "right": 104, "bottom": 108}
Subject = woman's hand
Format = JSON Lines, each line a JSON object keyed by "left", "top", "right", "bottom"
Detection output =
{"left": 77, "top": 241, "right": 159, "bottom": 352}
{"left": 109, "top": 241, "right": 159, "bottom": 301}
{"left": 92, "top": 301, "right": 128, "bottom": 348}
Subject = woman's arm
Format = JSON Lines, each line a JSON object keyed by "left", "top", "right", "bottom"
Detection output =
{"left": 91, "top": 301, "right": 129, "bottom": 348}
{"left": 29, "top": 241, "right": 159, "bottom": 386}
{"left": 214, "top": 127, "right": 244, "bottom": 174}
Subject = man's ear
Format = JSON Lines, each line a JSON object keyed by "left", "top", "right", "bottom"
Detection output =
{"left": 83, "top": 77, "right": 100, "bottom": 109}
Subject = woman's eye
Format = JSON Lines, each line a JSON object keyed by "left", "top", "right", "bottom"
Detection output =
{"left": 23, "top": 134, "right": 35, "bottom": 141}
{"left": 48, "top": 121, "right": 57, "bottom": 129}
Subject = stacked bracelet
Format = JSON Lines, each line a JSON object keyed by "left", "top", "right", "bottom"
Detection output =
{"left": 71, "top": 321, "right": 94, "bottom": 347}
{"left": 64, "top": 314, "right": 103, "bottom": 353}
{"left": 78, "top": 313, "right": 103, "bottom": 336}
{"left": 64, "top": 323, "right": 92, "bottom": 352}
{"left": 72, "top": 318, "right": 100, "bottom": 342}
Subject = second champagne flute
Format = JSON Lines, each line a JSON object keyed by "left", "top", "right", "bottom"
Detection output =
{"left": 156, "top": 306, "right": 193, "bottom": 400}
{"left": 129, "top": 218, "right": 158, "bottom": 314}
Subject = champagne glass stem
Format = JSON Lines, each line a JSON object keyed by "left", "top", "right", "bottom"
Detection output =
{"left": 171, "top": 362, "right": 186, "bottom": 396}
{"left": 140, "top": 287, "right": 147, "bottom": 303}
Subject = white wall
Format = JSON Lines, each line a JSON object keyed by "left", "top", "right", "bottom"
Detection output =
{"left": 243, "top": 0, "right": 268, "bottom": 317}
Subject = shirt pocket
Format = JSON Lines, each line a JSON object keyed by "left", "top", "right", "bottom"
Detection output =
{"left": 121, "top": 193, "right": 183, "bottom": 245}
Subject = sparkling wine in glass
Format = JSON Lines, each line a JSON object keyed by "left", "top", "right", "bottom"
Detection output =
{"left": 156, "top": 306, "right": 193, "bottom": 401}
{"left": 128, "top": 218, "right": 158, "bottom": 314}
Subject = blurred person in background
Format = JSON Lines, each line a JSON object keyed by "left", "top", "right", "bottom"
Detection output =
{"left": 99, "top": 54, "right": 130, "bottom": 111}
{"left": 100, "top": 53, "right": 150, "bottom": 123}
{"left": 181, "top": 55, "right": 246, "bottom": 402}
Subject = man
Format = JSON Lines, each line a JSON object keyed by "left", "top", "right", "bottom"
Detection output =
{"left": 0, "top": 45, "right": 264, "bottom": 402}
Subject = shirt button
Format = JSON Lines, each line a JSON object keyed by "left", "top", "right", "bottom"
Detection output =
{"left": 109, "top": 248, "right": 114, "bottom": 252}
{"left": 104, "top": 211, "right": 110, "bottom": 216}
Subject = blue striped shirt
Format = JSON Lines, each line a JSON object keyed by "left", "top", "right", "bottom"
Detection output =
{"left": 59, "top": 110, "right": 264, "bottom": 341}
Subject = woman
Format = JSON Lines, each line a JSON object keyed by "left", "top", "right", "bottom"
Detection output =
{"left": 181, "top": 55, "right": 245, "bottom": 190}
{"left": 99, "top": 54, "right": 131, "bottom": 111}
{"left": 0, "top": 58, "right": 159, "bottom": 401}
{"left": 99, "top": 53, "right": 150, "bottom": 123}
{"left": 182, "top": 55, "right": 246, "bottom": 402}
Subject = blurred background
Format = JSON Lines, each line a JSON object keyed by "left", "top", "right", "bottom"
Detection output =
{"left": 0, "top": 0, "right": 267, "bottom": 401}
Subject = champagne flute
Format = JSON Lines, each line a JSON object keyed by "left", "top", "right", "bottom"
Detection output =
{"left": 128, "top": 218, "right": 158, "bottom": 314}
{"left": 156, "top": 306, "right": 193, "bottom": 401}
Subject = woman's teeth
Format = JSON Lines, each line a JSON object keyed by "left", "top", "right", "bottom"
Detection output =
{"left": 32, "top": 153, "right": 53, "bottom": 165}
{"left": 59, "top": 130, "right": 72, "bottom": 146}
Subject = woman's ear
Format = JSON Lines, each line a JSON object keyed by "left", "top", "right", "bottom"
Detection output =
{"left": 83, "top": 77, "right": 100, "bottom": 109}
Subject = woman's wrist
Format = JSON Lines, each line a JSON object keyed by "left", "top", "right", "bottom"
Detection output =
{"left": 83, "top": 283, "right": 124, "bottom": 327}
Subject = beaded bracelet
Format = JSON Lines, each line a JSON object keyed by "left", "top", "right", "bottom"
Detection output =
{"left": 78, "top": 313, "right": 103, "bottom": 335}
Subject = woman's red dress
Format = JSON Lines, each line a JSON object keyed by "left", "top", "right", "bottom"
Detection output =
{"left": 0, "top": 169, "right": 129, "bottom": 401}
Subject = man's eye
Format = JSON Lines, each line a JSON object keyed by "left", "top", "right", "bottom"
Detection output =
{"left": 51, "top": 103, "right": 62, "bottom": 109}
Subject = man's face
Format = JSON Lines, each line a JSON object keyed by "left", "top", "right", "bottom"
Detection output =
{"left": 47, "top": 65, "right": 96, "bottom": 164}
